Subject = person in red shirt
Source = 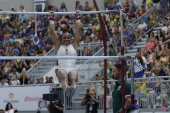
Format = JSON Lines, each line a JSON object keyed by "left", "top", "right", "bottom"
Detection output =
{"left": 136, "top": 5, "right": 146, "bottom": 18}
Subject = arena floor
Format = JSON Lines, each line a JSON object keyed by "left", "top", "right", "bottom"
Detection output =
{"left": 19, "top": 108, "right": 163, "bottom": 113}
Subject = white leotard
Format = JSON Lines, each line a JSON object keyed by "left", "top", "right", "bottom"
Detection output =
{"left": 56, "top": 44, "right": 77, "bottom": 73}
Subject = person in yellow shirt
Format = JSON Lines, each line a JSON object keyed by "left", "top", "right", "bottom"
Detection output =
{"left": 93, "top": 21, "right": 100, "bottom": 31}
{"left": 135, "top": 75, "right": 148, "bottom": 105}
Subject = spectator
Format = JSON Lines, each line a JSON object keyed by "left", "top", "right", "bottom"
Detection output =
{"left": 3, "top": 34, "right": 14, "bottom": 47}
{"left": 18, "top": 14, "right": 28, "bottom": 23}
{"left": 83, "top": 1, "right": 92, "bottom": 23}
{"left": 28, "top": 77, "right": 35, "bottom": 84}
{"left": 37, "top": 20, "right": 45, "bottom": 36}
{"left": 36, "top": 77, "right": 44, "bottom": 84}
{"left": 59, "top": 3, "right": 67, "bottom": 12}
{"left": 135, "top": 75, "right": 147, "bottom": 105}
{"left": 136, "top": 5, "right": 146, "bottom": 18}
{"left": 18, "top": 5, "right": 26, "bottom": 12}
{"left": 0, "top": 79, "right": 8, "bottom": 86}
{"left": 44, "top": 4, "right": 49, "bottom": 12}
{"left": 106, "top": 78, "right": 115, "bottom": 109}
{"left": 161, "top": 0, "right": 168, "bottom": 17}
{"left": 81, "top": 91, "right": 101, "bottom": 113}
{"left": 85, "top": 79, "right": 96, "bottom": 94}
{"left": 9, "top": 67, "right": 20, "bottom": 78}
{"left": 14, "top": 110, "right": 18, "bottom": 113}
{"left": 0, "top": 109, "right": 4, "bottom": 113}
{"left": 45, "top": 76, "right": 50, "bottom": 83}
{"left": 127, "top": 1, "right": 138, "bottom": 18}
{"left": 18, "top": 69, "right": 29, "bottom": 85}
{"left": 75, "top": 1, "right": 83, "bottom": 11}
{"left": 44, "top": 33, "right": 53, "bottom": 51}
{"left": 136, "top": 18, "right": 147, "bottom": 37}
{"left": 49, "top": 77, "right": 54, "bottom": 83}
{"left": 5, "top": 103, "right": 14, "bottom": 113}
{"left": 104, "top": 0, "right": 112, "bottom": 9}
{"left": 10, "top": 75, "right": 20, "bottom": 85}
{"left": 28, "top": 41, "right": 36, "bottom": 56}
{"left": 136, "top": 57, "right": 146, "bottom": 78}
{"left": 40, "top": 77, "right": 44, "bottom": 84}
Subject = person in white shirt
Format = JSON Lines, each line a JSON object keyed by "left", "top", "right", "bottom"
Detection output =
{"left": 161, "top": 21, "right": 170, "bottom": 35}
{"left": 136, "top": 19, "right": 147, "bottom": 37}
{"left": 0, "top": 79, "right": 8, "bottom": 86}
{"left": 11, "top": 75, "right": 20, "bottom": 85}
{"left": 5, "top": 103, "right": 14, "bottom": 113}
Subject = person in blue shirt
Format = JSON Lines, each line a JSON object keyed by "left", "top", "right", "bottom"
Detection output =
{"left": 0, "top": 48, "right": 5, "bottom": 56}
{"left": 29, "top": 41, "right": 37, "bottom": 56}
{"left": 39, "top": 32, "right": 45, "bottom": 41}
{"left": 136, "top": 56, "right": 145, "bottom": 78}
{"left": 12, "top": 42, "right": 21, "bottom": 56}
{"left": 36, "top": 77, "right": 44, "bottom": 84}
{"left": 18, "top": 14, "right": 29, "bottom": 22}
{"left": 37, "top": 21, "right": 45, "bottom": 36}
{"left": 68, "top": 15, "right": 75, "bottom": 24}
{"left": 38, "top": 37, "right": 46, "bottom": 49}
{"left": 60, "top": 2, "right": 67, "bottom": 12}
{"left": 29, "top": 27, "right": 35, "bottom": 38}
{"left": 75, "top": 1, "right": 82, "bottom": 11}
{"left": 37, "top": 15, "right": 44, "bottom": 24}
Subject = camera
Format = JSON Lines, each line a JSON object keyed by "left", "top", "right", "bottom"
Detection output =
{"left": 85, "top": 89, "right": 91, "bottom": 102}
{"left": 37, "top": 93, "right": 59, "bottom": 113}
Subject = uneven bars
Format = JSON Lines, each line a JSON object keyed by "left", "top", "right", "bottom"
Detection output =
{"left": 0, "top": 56, "right": 129, "bottom": 60}
{"left": 0, "top": 10, "right": 120, "bottom": 15}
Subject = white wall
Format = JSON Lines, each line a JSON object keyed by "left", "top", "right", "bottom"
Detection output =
{"left": 0, "top": 0, "right": 34, "bottom": 12}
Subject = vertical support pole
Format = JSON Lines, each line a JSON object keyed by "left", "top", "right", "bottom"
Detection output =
{"left": 130, "top": 57, "right": 135, "bottom": 110}
{"left": 160, "top": 79, "right": 163, "bottom": 108}
{"left": 93, "top": 1, "right": 108, "bottom": 113}
{"left": 120, "top": 9, "right": 125, "bottom": 113}
{"left": 63, "top": 90, "right": 66, "bottom": 111}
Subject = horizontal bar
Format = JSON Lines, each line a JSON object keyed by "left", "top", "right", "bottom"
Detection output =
{"left": 0, "top": 56, "right": 129, "bottom": 60}
{"left": 0, "top": 10, "right": 120, "bottom": 15}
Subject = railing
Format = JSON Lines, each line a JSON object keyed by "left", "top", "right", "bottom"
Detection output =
{"left": 49, "top": 76, "right": 170, "bottom": 110}
{"left": 27, "top": 47, "right": 56, "bottom": 77}
{"left": 1, "top": 76, "right": 169, "bottom": 110}
{"left": 77, "top": 45, "right": 110, "bottom": 80}
{"left": 27, "top": 42, "right": 106, "bottom": 77}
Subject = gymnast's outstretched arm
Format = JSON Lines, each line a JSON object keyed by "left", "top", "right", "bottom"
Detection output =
{"left": 49, "top": 14, "right": 61, "bottom": 53}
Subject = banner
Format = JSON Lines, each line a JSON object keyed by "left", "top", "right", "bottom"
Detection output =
{"left": 132, "top": 56, "right": 145, "bottom": 72}
{"left": 0, "top": 86, "right": 49, "bottom": 111}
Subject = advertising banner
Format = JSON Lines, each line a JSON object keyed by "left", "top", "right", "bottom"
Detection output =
{"left": 0, "top": 86, "right": 49, "bottom": 111}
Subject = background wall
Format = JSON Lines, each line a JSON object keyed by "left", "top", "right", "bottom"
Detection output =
{"left": 0, "top": 0, "right": 143, "bottom": 12}
{"left": 47, "top": 0, "right": 143, "bottom": 11}
{"left": 0, "top": 0, "right": 34, "bottom": 12}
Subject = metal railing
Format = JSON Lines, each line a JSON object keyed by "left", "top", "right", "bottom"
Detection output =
{"left": 3, "top": 76, "right": 169, "bottom": 110}
{"left": 27, "top": 47, "right": 56, "bottom": 77}
{"left": 49, "top": 76, "right": 170, "bottom": 110}
{"left": 77, "top": 45, "right": 110, "bottom": 80}
{"left": 27, "top": 42, "right": 105, "bottom": 77}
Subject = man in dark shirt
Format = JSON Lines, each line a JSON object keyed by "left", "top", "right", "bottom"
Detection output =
{"left": 81, "top": 91, "right": 101, "bottom": 113}
{"left": 46, "top": 99, "right": 64, "bottom": 113}
{"left": 112, "top": 64, "right": 131, "bottom": 113}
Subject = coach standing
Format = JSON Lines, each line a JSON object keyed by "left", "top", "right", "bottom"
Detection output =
{"left": 112, "top": 64, "right": 131, "bottom": 113}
